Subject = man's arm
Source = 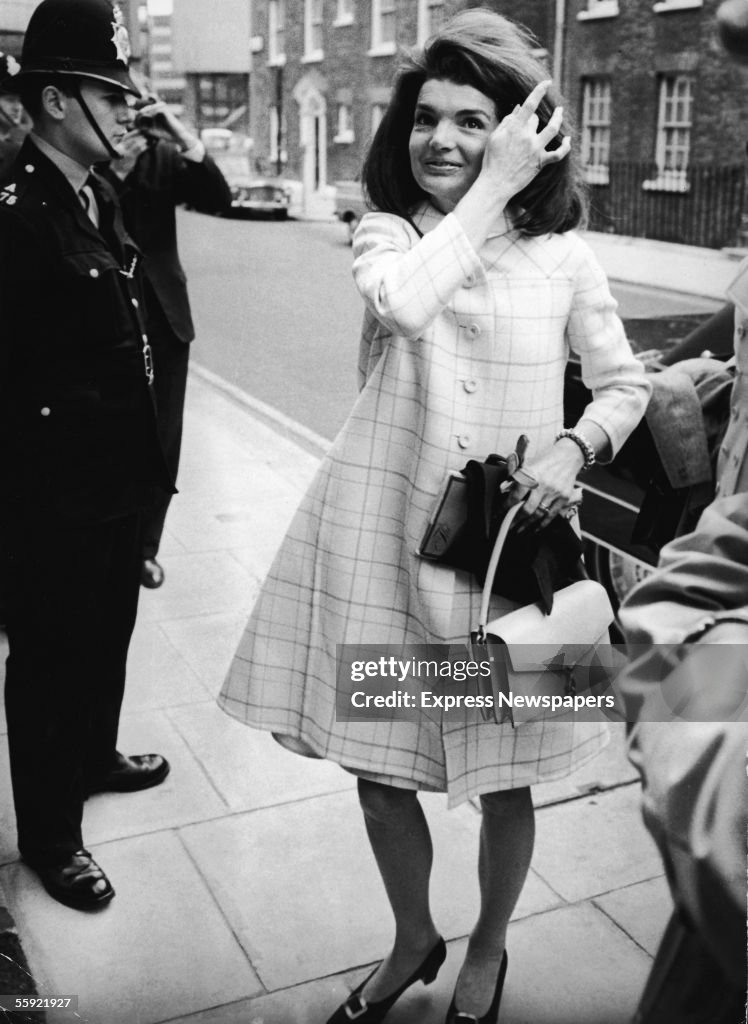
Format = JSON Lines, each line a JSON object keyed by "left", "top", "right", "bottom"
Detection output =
{"left": 658, "top": 302, "right": 735, "bottom": 365}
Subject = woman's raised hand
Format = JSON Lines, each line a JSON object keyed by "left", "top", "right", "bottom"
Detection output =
{"left": 480, "top": 79, "right": 571, "bottom": 202}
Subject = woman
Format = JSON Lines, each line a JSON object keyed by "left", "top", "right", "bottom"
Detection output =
{"left": 220, "top": 10, "right": 650, "bottom": 1023}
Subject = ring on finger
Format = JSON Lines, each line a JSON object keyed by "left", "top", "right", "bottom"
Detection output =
{"left": 536, "top": 503, "right": 550, "bottom": 514}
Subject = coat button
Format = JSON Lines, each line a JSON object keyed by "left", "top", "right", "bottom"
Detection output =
{"left": 464, "top": 273, "right": 476, "bottom": 288}
{"left": 465, "top": 323, "right": 481, "bottom": 339}
{"left": 457, "top": 433, "right": 471, "bottom": 449}
{"left": 463, "top": 378, "right": 478, "bottom": 393}
{"left": 131, "top": 297, "right": 139, "bottom": 308}
{"left": 25, "top": 164, "right": 35, "bottom": 173}
{"left": 89, "top": 268, "right": 99, "bottom": 278}
{"left": 40, "top": 407, "right": 50, "bottom": 417}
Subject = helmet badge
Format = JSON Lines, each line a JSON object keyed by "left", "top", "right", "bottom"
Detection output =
{"left": 110, "top": 3, "right": 132, "bottom": 65}
{"left": 3, "top": 54, "right": 20, "bottom": 77}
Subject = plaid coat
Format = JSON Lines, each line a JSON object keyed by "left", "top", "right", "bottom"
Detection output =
{"left": 219, "top": 203, "right": 651, "bottom": 804}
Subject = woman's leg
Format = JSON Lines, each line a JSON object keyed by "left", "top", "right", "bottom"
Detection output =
{"left": 356, "top": 777, "right": 442, "bottom": 1001}
{"left": 455, "top": 786, "right": 535, "bottom": 1015}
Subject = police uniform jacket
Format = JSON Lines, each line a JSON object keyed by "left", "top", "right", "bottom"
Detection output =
{"left": 0, "top": 138, "right": 173, "bottom": 526}
{"left": 103, "top": 140, "right": 231, "bottom": 344}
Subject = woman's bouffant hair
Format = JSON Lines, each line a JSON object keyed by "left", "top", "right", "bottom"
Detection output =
{"left": 362, "top": 8, "right": 587, "bottom": 236}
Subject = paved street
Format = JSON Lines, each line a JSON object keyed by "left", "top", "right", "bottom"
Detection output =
{"left": 181, "top": 211, "right": 721, "bottom": 443}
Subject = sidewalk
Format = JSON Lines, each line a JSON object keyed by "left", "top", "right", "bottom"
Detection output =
{"left": 582, "top": 230, "right": 742, "bottom": 302}
{"left": 0, "top": 370, "right": 671, "bottom": 1024}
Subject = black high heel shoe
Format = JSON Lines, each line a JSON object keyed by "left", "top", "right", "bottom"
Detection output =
{"left": 444, "top": 950, "right": 508, "bottom": 1024}
{"left": 326, "top": 936, "right": 447, "bottom": 1024}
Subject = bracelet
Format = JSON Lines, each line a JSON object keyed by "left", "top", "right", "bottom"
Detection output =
{"left": 555, "top": 428, "right": 596, "bottom": 471}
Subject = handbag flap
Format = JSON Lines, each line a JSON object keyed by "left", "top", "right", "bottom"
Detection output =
{"left": 484, "top": 580, "right": 614, "bottom": 671}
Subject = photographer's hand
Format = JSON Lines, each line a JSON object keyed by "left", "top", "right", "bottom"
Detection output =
{"left": 136, "top": 100, "right": 201, "bottom": 154}
{"left": 110, "top": 128, "right": 150, "bottom": 178}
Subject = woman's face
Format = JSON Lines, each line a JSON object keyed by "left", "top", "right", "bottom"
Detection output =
{"left": 408, "top": 78, "right": 499, "bottom": 213}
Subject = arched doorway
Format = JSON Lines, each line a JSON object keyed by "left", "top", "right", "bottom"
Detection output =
{"left": 293, "top": 73, "right": 328, "bottom": 217}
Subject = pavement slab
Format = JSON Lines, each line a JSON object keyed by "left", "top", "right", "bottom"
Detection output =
{"left": 593, "top": 876, "right": 673, "bottom": 957}
{"left": 0, "top": 832, "right": 262, "bottom": 1024}
{"left": 531, "top": 785, "right": 664, "bottom": 903}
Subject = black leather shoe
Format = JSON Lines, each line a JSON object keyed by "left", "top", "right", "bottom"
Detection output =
{"left": 29, "top": 849, "right": 115, "bottom": 910}
{"left": 445, "top": 950, "right": 508, "bottom": 1024}
{"left": 141, "top": 558, "right": 165, "bottom": 589}
{"left": 87, "top": 752, "right": 170, "bottom": 795}
{"left": 327, "top": 937, "right": 446, "bottom": 1024}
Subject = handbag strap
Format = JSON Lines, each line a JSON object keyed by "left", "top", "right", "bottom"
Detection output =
{"left": 476, "top": 499, "right": 526, "bottom": 642}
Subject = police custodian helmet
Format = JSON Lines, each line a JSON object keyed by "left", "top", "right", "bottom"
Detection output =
{"left": 19, "top": 0, "right": 137, "bottom": 94}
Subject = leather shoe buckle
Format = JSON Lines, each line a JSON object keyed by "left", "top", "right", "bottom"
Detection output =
{"left": 344, "top": 994, "right": 369, "bottom": 1020}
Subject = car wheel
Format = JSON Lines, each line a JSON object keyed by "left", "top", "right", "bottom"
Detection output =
{"left": 274, "top": 209, "right": 288, "bottom": 220}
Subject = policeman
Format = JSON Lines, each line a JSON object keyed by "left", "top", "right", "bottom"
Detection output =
{"left": 0, "top": 0, "right": 174, "bottom": 909}
{"left": 0, "top": 51, "right": 31, "bottom": 181}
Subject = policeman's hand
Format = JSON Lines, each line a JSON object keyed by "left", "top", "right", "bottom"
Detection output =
{"left": 135, "top": 100, "right": 200, "bottom": 153}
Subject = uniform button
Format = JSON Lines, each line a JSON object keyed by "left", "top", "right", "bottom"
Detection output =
{"left": 24, "top": 164, "right": 34, "bottom": 173}
{"left": 463, "top": 378, "right": 478, "bottom": 393}
{"left": 457, "top": 433, "right": 471, "bottom": 449}
{"left": 465, "top": 323, "right": 481, "bottom": 339}
{"left": 40, "top": 406, "right": 50, "bottom": 417}
{"left": 142, "top": 333, "right": 149, "bottom": 343}
{"left": 89, "top": 268, "right": 99, "bottom": 278}
{"left": 131, "top": 297, "right": 139, "bottom": 308}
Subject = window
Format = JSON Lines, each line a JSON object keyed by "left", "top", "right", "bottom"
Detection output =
{"left": 417, "top": 0, "right": 446, "bottom": 43}
{"left": 371, "top": 103, "right": 386, "bottom": 135}
{"left": 653, "top": 0, "right": 702, "bottom": 11}
{"left": 581, "top": 78, "right": 611, "bottom": 184}
{"left": 644, "top": 74, "right": 693, "bottom": 191}
{"left": 335, "top": 0, "right": 354, "bottom": 25}
{"left": 304, "top": 0, "right": 323, "bottom": 61}
{"left": 269, "top": 105, "right": 287, "bottom": 166}
{"left": 334, "top": 103, "right": 354, "bottom": 143}
{"left": 370, "top": 0, "right": 396, "bottom": 55}
{"left": 268, "top": 0, "right": 285, "bottom": 65}
{"left": 577, "top": 0, "right": 619, "bottom": 20}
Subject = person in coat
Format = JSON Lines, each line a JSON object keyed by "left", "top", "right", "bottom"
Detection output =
{"left": 104, "top": 88, "right": 231, "bottom": 588}
{"left": 219, "top": 11, "right": 650, "bottom": 1023}
{"left": 617, "top": 495, "right": 748, "bottom": 1023}
{"left": 0, "top": 0, "right": 173, "bottom": 910}
{"left": 0, "top": 51, "right": 32, "bottom": 183}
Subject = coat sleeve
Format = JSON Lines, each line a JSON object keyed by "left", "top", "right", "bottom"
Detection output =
{"left": 170, "top": 145, "right": 232, "bottom": 215}
{"left": 351, "top": 210, "right": 483, "bottom": 340}
{"left": 616, "top": 494, "right": 748, "bottom": 983}
{"left": 566, "top": 236, "right": 651, "bottom": 459}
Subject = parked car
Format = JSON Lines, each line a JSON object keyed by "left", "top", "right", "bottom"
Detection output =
{"left": 564, "top": 312, "right": 720, "bottom": 610}
{"left": 335, "top": 179, "right": 368, "bottom": 241}
{"left": 228, "top": 178, "right": 291, "bottom": 219}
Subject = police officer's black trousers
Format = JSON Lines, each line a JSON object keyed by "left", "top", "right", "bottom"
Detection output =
{"left": 3, "top": 513, "right": 142, "bottom": 865}
{"left": 141, "top": 322, "right": 189, "bottom": 561}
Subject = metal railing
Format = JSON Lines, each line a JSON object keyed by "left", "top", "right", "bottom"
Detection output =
{"left": 585, "top": 161, "right": 746, "bottom": 249}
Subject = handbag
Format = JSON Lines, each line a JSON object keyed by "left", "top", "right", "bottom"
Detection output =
{"left": 469, "top": 502, "right": 615, "bottom": 726}
{"left": 419, "top": 436, "right": 585, "bottom": 612}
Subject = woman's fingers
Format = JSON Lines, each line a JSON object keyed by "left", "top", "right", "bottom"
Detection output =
{"left": 537, "top": 105, "right": 564, "bottom": 146}
{"left": 517, "top": 79, "right": 552, "bottom": 121}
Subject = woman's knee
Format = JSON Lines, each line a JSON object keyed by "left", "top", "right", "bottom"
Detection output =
{"left": 357, "top": 777, "right": 421, "bottom": 825}
{"left": 479, "top": 786, "right": 533, "bottom": 818}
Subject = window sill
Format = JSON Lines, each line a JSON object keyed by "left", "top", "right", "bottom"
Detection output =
{"left": 653, "top": 0, "right": 702, "bottom": 11}
{"left": 267, "top": 55, "right": 286, "bottom": 67}
{"left": 301, "top": 51, "right": 324, "bottom": 64}
{"left": 642, "top": 174, "right": 690, "bottom": 193}
{"left": 333, "top": 16, "right": 354, "bottom": 26}
{"left": 583, "top": 165, "right": 610, "bottom": 185}
{"left": 367, "top": 42, "right": 397, "bottom": 57}
{"left": 577, "top": 3, "right": 619, "bottom": 20}
{"left": 333, "top": 131, "right": 355, "bottom": 144}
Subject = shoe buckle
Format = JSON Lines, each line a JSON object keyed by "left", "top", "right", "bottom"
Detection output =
{"left": 344, "top": 994, "right": 369, "bottom": 1020}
